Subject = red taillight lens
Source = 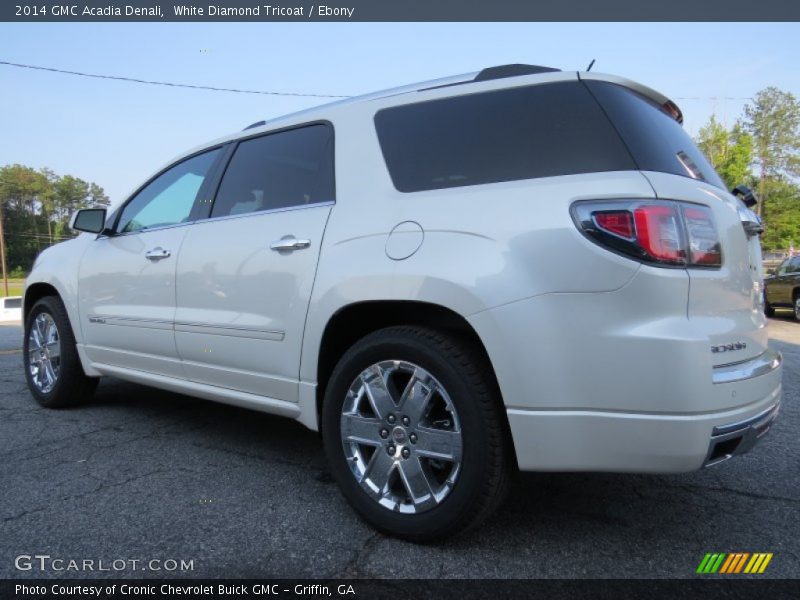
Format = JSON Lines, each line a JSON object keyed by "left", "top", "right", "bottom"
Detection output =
{"left": 634, "top": 205, "right": 686, "bottom": 264}
{"left": 572, "top": 200, "right": 722, "bottom": 268}
{"left": 593, "top": 211, "right": 635, "bottom": 238}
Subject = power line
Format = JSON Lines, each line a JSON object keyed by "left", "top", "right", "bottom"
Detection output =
{"left": 675, "top": 96, "right": 753, "bottom": 101}
{"left": 0, "top": 60, "right": 352, "bottom": 99}
{"left": 1, "top": 59, "right": 758, "bottom": 104}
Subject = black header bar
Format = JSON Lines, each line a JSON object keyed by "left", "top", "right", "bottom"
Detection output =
{"left": 3, "top": 0, "right": 800, "bottom": 22}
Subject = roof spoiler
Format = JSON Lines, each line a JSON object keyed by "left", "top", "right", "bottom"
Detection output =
{"left": 579, "top": 71, "right": 683, "bottom": 124}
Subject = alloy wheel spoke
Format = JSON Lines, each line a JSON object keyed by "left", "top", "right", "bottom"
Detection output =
{"left": 360, "top": 365, "right": 396, "bottom": 419}
{"left": 361, "top": 447, "right": 395, "bottom": 492}
{"left": 399, "top": 369, "right": 435, "bottom": 423}
{"left": 29, "top": 325, "right": 43, "bottom": 351}
{"left": 397, "top": 456, "right": 435, "bottom": 506}
{"left": 35, "top": 315, "right": 48, "bottom": 347}
{"left": 46, "top": 341, "right": 61, "bottom": 360}
{"left": 44, "top": 318, "right": 57, "bottom": 344}
{"left": 341, "top": 412, "right": 382, "bottom": 446}
{"left": 414, "top": 425, "right": 462, "bottom": 462}
{"left": 43, "top": 361, "right": 56, "bottom": 388}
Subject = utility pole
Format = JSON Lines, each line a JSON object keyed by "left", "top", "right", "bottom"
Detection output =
{"left": 0, "top": 200, "right": 8, "bottom": 297}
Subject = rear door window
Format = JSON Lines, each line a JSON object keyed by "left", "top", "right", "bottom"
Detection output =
{"left": 374, "top": 81, "right": 636, "bottom": 193}
{"left": 210, "top": 124, "right": 334, "bottom": 218}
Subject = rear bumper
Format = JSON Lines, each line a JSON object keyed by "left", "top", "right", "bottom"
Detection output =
{"left": 507, "top": 349, "right": 782, "bottom": 473}
{"left": 704, "top": 401, "right": 780, "bottom": 467}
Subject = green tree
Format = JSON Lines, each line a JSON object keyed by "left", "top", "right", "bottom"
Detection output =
{"left": 0, "top": 164, "right": 110, "bottom": 283}
{"left": 743, "top": 87, "right": 800, "bottom": 216}
{"left": 758, "top": 177, "right": 800, "bottom": 251}
{"left": 696, "top": 116, "right": 754, "bottom": 189}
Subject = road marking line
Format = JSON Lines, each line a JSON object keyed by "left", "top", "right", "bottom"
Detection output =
{"left": 0, "top": 349, "right": 22, "bottom": 355}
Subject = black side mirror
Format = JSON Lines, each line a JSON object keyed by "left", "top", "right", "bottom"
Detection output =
{"left": 731, "top": 185, "right": 758, "bottom": 208}
{"left": 768, "top": 268, "right": 777, "bottom": 276}
{"left": 70, "top": 208, "right": 108, "bottom": 234}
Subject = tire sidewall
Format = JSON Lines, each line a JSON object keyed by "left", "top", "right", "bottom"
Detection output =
{"left": 322, "top": 330, "right": 493, "bottom": 540}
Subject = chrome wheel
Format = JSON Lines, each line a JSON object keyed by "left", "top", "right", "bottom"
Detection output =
{"left": 340, "top": 360, "right": 463, "bottom": 514}
{"left": 28, "top": 312, "right": 61, "bottom": 394}
{"left": 795, "top": 297, "right": 800, "bottom": 321}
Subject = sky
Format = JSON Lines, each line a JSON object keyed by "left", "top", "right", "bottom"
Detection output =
{"left": 1, "top": 22, "right": 799, "bottom": 206}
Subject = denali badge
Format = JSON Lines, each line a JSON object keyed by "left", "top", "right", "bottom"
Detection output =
{"left": 711, "top": 341, "right": 747, "bottom": 354}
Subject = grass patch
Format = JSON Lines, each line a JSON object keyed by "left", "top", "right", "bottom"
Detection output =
{"left": 1, "top": 279, "right": 24, "bottom": 298}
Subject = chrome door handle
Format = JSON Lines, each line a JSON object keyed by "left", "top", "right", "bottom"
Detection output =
{"left": 144, "top": 247, "right": 171, "bottom": 260}
{"left": 270, "top": 236, "right": 311, "bottom": 252}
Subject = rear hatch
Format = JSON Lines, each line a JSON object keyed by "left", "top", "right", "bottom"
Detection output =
{"left": 582, "top": 74, "right": 768, "bottom": 365}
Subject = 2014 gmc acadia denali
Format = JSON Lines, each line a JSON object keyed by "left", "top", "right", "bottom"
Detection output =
{"left": 23, "top": 65, "right": 783, "bottom": 540}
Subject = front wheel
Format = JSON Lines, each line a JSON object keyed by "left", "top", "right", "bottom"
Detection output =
{"left": 24, "top": 296, "right": 98, "bottom": 408}
{"left": 794, "top": 295, "right": 800, "bottom": 322}
{"left": 322, "top": 326, "right": 511, "bottom": 542}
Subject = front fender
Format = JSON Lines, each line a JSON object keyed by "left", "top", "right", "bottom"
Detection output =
{"left": 24, "top": 235, "right": 93, "bottom": 344}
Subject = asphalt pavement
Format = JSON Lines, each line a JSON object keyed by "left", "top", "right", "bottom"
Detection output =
{"left": 0, "top": 316, "right": 798, "bottom": 579}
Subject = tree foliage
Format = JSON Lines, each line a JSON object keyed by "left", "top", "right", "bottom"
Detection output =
{"left": 696, "top": 87, "right": 800, "bottom": 251}
{"left": 0, "top": 164, "right": 109, "bottom": 273}
{"left": 696, "top": 116, "right": 753, "bottom": 190}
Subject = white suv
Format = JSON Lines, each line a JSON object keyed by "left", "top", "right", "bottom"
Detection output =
{"left": 23, "top": 65, "right": 782, "bottom": 541}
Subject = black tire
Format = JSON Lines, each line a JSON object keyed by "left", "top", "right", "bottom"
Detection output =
{"left": 23, "top": 296, "right": 98, "bottom": 408}
{"left": 764, "top": 301, "right": 775, "bottom": 318}
{"left": 794, "top": 293, "right": 800, "bottom": 322}
{"left": 321, "top": 326, "right": 512, "bottom": 542}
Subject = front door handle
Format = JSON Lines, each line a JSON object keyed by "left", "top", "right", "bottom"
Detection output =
{"left": 144, "top": 247, "right": 171, "bottom": 261}
{"left": 270, "top": 236, "right": 311, "bottom": 252}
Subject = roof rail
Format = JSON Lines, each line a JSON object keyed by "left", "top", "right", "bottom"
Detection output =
{"left": 473, "top": 64, "right": 561, "bottom": 82}
{"left": 243, "top": 120, "right": 266, "bottom": 131}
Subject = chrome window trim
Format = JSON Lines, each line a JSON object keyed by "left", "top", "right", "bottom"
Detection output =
{"left": 96, "top": 200, "right": 335, "bottom": 239}
{"left": 97, "top": 220, "right": 193, "bottom": 239}
{"left": 712, "top": 349, "right": 782, "bottom": 385}
{"left": 198, "top": 200, "right": 335, "bottom": 226}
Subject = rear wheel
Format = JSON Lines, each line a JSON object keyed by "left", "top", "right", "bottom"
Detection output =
{"left": 322, "top": 326, "right": 511, "bottom": 542}
{"left": 794, "top": 293, "right": 800, "bottom": 322}
{"left": 764, "top": 300, "right": 775, "bottom": 318}
{"left": 24, "top": 296, "right": 98, "bottom": 408}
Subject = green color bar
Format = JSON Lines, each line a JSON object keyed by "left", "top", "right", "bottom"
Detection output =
{"left": 697, "top": 554, "right": 713, "bottom": 573}
{"left": 703, "top": 554, "right": 719, "bottom": 573}
{"left": 710, "top": 553, "right": 727, "bottom": 573}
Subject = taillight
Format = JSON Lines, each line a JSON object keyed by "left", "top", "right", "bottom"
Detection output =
{"left": 682, "top": 205, "right": 722, "bottom": 266}
{"left": 634, "top": 205, "right": 685, "bottom": 265}
{"left": 572, "top": 200, "right": 722, "bottom": 268}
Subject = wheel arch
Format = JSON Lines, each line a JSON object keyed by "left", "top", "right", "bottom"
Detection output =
{"left": 24, "top": 282, "right": 61, "bottom": 322}
{"left": 314, "top": 300, "right": 508, "bottom": 436}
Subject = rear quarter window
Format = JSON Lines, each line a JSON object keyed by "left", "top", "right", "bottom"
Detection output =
{"left": 374, "top": 81, "right": 636, "bottom": 193}
{"left": 583, "top": 80, "right": 726, "bottom": 190}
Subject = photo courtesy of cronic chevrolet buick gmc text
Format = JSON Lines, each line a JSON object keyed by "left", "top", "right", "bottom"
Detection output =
{"left": 23, "top": 64, "right": 782, "bottom": 541}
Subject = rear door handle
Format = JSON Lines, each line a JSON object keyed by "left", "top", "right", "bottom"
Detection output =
{"left": 270, "top": 236, "right": 311, "bottom": 252}
{"left": 145, "top": 247, "right": 171, "bottom": 261}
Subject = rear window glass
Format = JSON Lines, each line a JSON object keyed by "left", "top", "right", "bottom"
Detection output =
{"left": 584, "top": 81, "right": 726, "bottom": 190}
{"left": 374, "top": 81, "right": 636, "bottom": 193}
{"left": 211, "top": 124, "right": 334, "bottom": 218}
